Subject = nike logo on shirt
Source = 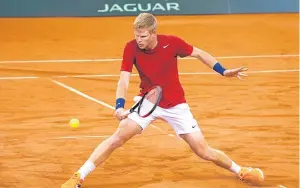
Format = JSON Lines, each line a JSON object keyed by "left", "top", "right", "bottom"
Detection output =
{"left": 163, "top": 44, "right": 169, "bottom": 48}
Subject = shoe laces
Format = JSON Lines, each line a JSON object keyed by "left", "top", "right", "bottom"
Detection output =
{"left": 238, "top": 167, "right": 252, "bottom": 181}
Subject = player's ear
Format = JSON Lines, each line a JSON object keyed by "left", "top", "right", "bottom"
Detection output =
{"left": 151, "top": 29, "right": 157, "bottom": 36}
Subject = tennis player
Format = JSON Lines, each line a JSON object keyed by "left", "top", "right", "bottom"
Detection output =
{"left": 62, "top": 13, "right": 264, "bottom": 188}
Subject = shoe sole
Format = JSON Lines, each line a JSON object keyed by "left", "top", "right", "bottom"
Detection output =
{"left": 255, "top": 168, "right": 264, "bottom": 180}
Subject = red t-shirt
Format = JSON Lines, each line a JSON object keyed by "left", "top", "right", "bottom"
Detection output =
{"left": 121, "top": 35, "right": 193, "bottom": 108}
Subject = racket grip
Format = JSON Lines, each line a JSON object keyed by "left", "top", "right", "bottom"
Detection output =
{"left": 122, "top": 109, "right": 130, "bottom": 117}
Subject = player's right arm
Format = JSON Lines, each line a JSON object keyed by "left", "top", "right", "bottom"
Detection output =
{"left": 114, "top": 41, "right": 135, "bottom": 121}
{"left": 116, "top": 71, "right": 131, "bottom": 99}
{"left": 114, "top": 71, "right": 131, "bottom": 120}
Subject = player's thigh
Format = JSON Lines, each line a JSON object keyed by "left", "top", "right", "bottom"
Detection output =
{"left": 107, "top": 119, "right": 143, "bottom": 148}
{"left": 127, "top": 111, "right": 156, "bottom": 130}
{"left": 180, "top": 131, "right": 209, "bottom": 153}
{"left": 162, "top": 103, "right": 201, "bottom": 135}
{"left": 126, "top": 95, "right": 158, "bottom": 130}
{"left": 116, "top": 118, "right": 144, "bottom": 140}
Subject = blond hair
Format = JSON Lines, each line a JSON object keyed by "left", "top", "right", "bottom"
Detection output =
{"left": 134, "top": 13, "right": 157, "bottom": 32}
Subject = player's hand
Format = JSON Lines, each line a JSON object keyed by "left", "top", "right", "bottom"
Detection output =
{"left": 114, "top": 108, "right": 127, "bottom": 121}
{"left": 223, "top": 66, "right": 248, "bottom": 80}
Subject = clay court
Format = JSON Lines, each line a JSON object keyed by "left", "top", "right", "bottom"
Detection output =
{"left": 0, "top": 13, "right": 298, "bottom": 187}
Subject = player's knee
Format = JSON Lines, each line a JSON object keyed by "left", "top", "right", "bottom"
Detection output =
{"left": 199, "top": 152, "right": 214, "bottom": 161}
{"left": 197, "top": 147, "right": 216, "bottom": 161}
{"left": 107, "top": 133, "right": 125, "bottom": 149}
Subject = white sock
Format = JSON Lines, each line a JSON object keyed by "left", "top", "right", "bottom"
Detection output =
{"left": 229, "top": 161, "right": 241, "bottom": 174}
{"left": 78, "top": 160, "right": 96, "bottom": 180}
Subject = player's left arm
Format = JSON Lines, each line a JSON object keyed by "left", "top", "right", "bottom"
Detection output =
{"left": 190, "top": 47, "right": 248, "bottom": 79}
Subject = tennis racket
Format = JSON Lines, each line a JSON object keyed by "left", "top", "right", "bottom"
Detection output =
{"left": 123, "top": 86, "right": 162, "bottom": 118}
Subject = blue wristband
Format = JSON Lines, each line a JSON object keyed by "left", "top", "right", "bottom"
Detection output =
{"left": 116, "top": 98, "right": 125, "bottom": 110}
{"left": 213, "top": 62, "right": 226, "bottom": 76}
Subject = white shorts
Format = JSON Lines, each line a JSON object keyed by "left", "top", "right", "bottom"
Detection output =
{"left": 128, "top": 97, "right": 200, "bottom": 135}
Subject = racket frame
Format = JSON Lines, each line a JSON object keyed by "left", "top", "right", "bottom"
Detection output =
{"left": 129, "top": 86, "right": 162, "bottom": 118}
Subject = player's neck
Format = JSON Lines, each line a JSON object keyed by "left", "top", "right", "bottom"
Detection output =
{"left": 145, "top": 38, "right": 158, "bottom": 50}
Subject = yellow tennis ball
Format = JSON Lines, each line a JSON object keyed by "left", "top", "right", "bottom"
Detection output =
{"left": 69, "top": 118, "right": 80, "bottom": 128}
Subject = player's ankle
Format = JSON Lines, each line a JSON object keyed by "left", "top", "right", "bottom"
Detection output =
{"left": 78, "top": 160, "right": 96, "bottom": 180}
{"left": 229, "top": 161, "right": 241, "bottom": 174}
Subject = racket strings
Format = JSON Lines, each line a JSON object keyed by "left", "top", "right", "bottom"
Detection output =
{"left": 145, "top": 88, "right": 161, "bottom": 103}
{"left": 139, "top": 87, "right": 161, "bottom": 117}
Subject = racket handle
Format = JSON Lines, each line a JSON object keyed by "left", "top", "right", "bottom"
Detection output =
{"left": 122, "top": 109, "right": 131, "bottom": 117}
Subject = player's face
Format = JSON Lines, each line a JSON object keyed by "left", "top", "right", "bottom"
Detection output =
{"left": 134, "top": 28, "right": 156, "bottom": 50}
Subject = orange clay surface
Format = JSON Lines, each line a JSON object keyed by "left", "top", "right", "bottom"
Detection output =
{"left": 0, "top": 13, "right": 298, "bottom": 188}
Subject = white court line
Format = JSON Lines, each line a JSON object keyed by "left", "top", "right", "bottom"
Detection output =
{"left": 53, "top": 134, "right": 174, "bottom": 139}
{"left": 53, "top": 135, "right": 110, "bottom": 139}
{"left": 56, "top": 74, "right": 125, "bottom": 78}
{"left": 57, "top": 69, "right": 299, "bottom": 78}
{"left": 0, "top": 54, "right": 299, "bottom": 64}
{"left": 55, "top": 69, "right": 300, "bottom": 79}
{"left": 51, "top": 79, "right": 169, "bottom": 138}
{"left": 0, "top": 59, "right": 96, "bottom": 63}
{"left": 0, "top": 76, "right": 39, "bottom": 80}
{"left": 51, "top": 79, "right": 115, "bottom": 110}
{"left": 248, "top": 69, "right": 300, "bottom": 73}
{"left": 0, "top": 69, "right": 298, "bottom": 80}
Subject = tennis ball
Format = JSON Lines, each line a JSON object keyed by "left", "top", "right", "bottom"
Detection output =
{"left": 69, "top": 118, "right": 80, "bottom": 128}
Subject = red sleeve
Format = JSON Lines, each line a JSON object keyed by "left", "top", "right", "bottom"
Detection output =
{"left": 121, "top": 42, "right": 136, "bottom": 72}
{"left": 170, "top": 36, "right": 193, "bottom": 58}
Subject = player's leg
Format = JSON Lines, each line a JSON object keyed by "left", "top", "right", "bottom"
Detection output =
{"left": 161, "top": 103, "right": 236, "bottom": 170}
{"left": 180, "top": 131, "right": 264, "bottom": 185}
{"left": 180, "top": 131, "right": 239, "bottom": 171}
{"left": 89, "top": 119, "right": 142, "bottom": 165}
{"left": 162, "top": 103, "right": 264, "bottom": 185}
{"left": 80, "top": 118, "right": 143, "bottom": 177}
{"left": 61, "top": 111, "right": 156, "bottom": 188}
